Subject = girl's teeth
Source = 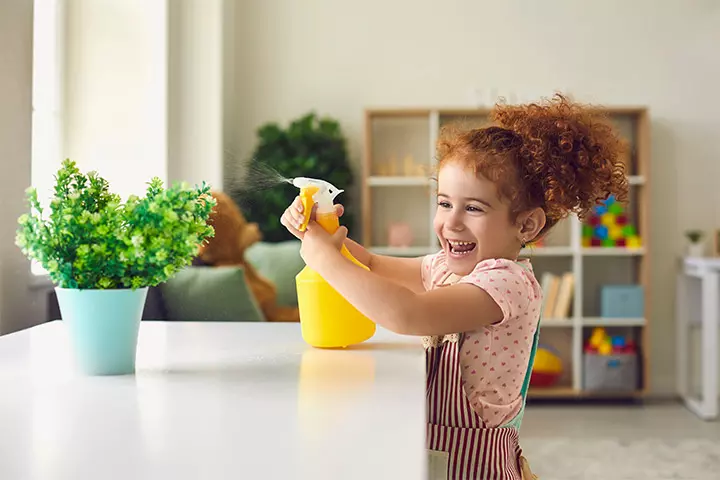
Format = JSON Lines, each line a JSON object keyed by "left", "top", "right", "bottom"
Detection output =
{"left": 449, "top": 241, "right": 476, "bottom": 255}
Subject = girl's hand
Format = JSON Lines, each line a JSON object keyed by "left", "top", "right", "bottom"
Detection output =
{"left": 280, "top": 196, "right": 344, "bottom": 239}
{"left": 300, "top": 220, "right": 348, "bottom": 271}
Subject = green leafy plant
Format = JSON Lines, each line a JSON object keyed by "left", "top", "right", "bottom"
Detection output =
{"left": 233, "top": 112, "right": 354, "bottom": 242}
{"left": 685, "top": 230, "right": 704, "bottom": 244}
{"left": 16, "top": 159, "right": 216, "bottom": 290}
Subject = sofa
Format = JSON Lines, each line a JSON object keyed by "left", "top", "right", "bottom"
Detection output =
{"left": 45, "top": 240, "right": 305, "bottom": 323}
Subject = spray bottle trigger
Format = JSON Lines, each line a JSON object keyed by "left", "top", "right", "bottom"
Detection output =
{"left": 298, "top": 186, "right": 319, "bottom": 232}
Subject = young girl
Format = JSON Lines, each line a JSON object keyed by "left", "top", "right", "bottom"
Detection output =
{"left": 281, "top": 94, "right": 628, "bottom": 479}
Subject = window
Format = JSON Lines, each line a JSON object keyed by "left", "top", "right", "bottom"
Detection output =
{"left": 29, "top": 1, "right": 177, "bottom": 280}
{"left": 30, "top": 0, "right": 64, "bottom": 276}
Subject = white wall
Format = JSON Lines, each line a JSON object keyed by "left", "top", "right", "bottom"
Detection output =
{"left": 63, "top": 0, "right": 168, "bottom": 200}
{"left": 167, "top": 0, "right": 228, "bottom": 190}
{"left": 0, "top": 0, "right": 47, "bottom": 334}
{"left": 63, "top": 0, "right": 232, "bottom": 194}
{"left": 231, "top": 0, "right": 720, "bottom": 395}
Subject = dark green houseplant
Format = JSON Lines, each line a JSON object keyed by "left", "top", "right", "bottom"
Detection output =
{"left": 234, "top": 112, "right": 355, "bottom": 243}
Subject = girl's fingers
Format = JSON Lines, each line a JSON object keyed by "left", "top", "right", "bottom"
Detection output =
{"left": 291, "top": 210, "right": 305, "bottom": 228}
{"left": 281, "top": 208, "right": 304, "bottom": 239}
{"left": 289, "top": 197, "right": 321, "bottom": 230}
{"left": 283, "top": 200, "right": 348, "bottom": 240}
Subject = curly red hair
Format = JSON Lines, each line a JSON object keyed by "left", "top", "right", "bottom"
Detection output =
{"left": 436, "top": 94, "right": 629, "bottom": 239}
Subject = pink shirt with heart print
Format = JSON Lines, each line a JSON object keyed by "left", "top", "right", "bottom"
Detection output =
{"left": 421, "top": 250, "right": 543, "bottom": 428}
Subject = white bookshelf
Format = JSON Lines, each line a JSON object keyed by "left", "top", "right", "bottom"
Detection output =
{"left": 362, "top": 106, "right": 651, "bottom": 399}
{"left": 582, "top": 317, "right": 647, "bottom": 327}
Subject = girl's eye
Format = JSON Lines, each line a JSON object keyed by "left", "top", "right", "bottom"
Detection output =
{"left": 438, "top": 201, "right": 451, "bottom": 209}
{"left": 466, "top": 205, "right": 483, "bottom": 213}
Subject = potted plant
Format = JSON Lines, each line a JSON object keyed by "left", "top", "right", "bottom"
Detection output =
{"left": 232, "top": 112, "right": 355, "bottom": 242}
{"left": 15, "top": 159, "right": 216, "bottom": 375}
{"left": 685, "top": 230, "right": 705, "bottom": 257}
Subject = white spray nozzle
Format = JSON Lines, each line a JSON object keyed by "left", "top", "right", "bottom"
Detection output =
{"left": 292, "top": 177, "right": 343, "bottom": 198}
{"left": 291, "top": 177, "right": 344, "bottom": 214}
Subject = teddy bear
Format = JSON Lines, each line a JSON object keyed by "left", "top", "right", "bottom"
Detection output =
{"left": 196, "top": 191, "right": 300, "bottom": 323}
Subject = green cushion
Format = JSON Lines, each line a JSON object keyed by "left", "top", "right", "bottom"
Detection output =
{"left": 245, "top": 240, "right": 305, "bottom": 307}
{"left": 161, "top": 266, "right": 265, "bottom": 322}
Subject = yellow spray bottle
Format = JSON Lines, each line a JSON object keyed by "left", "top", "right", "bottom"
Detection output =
{"left": 292, "top": 177, "right": 376, "bottom": 348}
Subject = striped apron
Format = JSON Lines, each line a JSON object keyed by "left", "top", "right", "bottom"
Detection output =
{"left": 425, "top": 318, "right": 541, "bottom": 479}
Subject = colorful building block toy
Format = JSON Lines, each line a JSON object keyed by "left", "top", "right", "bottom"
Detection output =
{"left": 585, "top": 327, "right": 637, "bottom": 355}
{"left": 582, "top": 195, "right": 641, "bottom": 248}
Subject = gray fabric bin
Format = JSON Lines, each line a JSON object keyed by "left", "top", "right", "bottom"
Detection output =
{"left": 583, "top": 352, "right": 638, "bottom": 391}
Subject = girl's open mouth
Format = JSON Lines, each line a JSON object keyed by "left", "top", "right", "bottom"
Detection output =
{"left": 448, "top": 240, "right": 477, "bottom": 257}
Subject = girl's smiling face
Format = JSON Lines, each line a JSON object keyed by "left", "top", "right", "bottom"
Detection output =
{"left": 433, "top": 162, "right": 523, "bottom": 276}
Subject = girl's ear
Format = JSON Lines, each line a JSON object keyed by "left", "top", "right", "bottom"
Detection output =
{"left": 517, "top": 207, "right": 546, "bottom": 245}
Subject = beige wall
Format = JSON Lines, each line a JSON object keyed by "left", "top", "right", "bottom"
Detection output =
{"left": 64, "top": 0, "right": 169, "bottom": 200}
{"left": 231, "top": 0, "right": 720, "bottom": 395}
{"left": 168, "top": 0, "right": 230, "bottom": 190}
{"left": 0, "top": 0, "right": 47, "bottom": 334}
{"left": 64, "top": 0, "right": 232, "bottom": 193}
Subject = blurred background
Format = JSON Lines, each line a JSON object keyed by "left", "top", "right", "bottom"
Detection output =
{"left": 2, "top": 0, "right": 719, "bottom": 478}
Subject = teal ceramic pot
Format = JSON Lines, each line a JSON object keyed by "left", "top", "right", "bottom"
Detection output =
{"left": 55, "top": 287, "right": 148, "bottom": 375}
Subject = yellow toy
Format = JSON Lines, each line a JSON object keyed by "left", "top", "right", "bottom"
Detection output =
{"left": 598, "top": 340, "right": 613, "bottom": 355}
{"left": 589, "top": 327, "right": 607, "bottom": 348}
{"left": 588, "top": 327, "right": 612, "bottom": 354}
{"left": 293, "top": 177, "right": 376, "bottom": 348}
{"left": 609, "top": 225, "right": 624, "bottom": 241}
{"left": 601, "top": 212, "right": 616, "bottom": 227}
{"left": 530, "top": 345, "right": 563, "bottom": 387}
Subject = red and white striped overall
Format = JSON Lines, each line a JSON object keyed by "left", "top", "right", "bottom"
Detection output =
{"left": 425, "top": 332, "right": 538, "bottom": 480}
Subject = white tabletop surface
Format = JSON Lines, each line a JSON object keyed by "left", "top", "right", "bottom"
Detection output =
{"left": 0, "top": 321, "right": 427, "bottom": 480}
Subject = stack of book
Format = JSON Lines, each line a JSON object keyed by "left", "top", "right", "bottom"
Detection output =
{"left": 540, "top": 272, "right": 574, "bottom": 319}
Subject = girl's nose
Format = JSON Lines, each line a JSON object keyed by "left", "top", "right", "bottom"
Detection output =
{"left": 446, "top": 213, "right": 465, "bottom": 232}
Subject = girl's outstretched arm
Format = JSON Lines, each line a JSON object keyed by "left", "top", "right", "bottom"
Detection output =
{"left": 302, "top": 223, "right": 503, "bottom": 336}
{"left": 343, "top": 237, "right": 425, "bottom": 294}
{"left": 318, "top": 251, "right": 502, "bottom": 335}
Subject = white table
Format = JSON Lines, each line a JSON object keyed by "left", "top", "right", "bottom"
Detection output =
{"left": 0, "top": 321, "right": 426, "bottom": 479}
{"left": 676, "top": 257, "right": 720, "bottom": 420}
